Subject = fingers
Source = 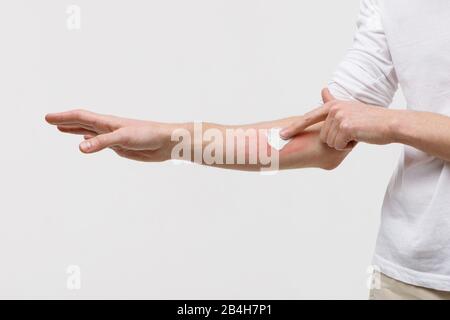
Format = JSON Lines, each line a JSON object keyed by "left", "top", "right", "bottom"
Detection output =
{"left": 318, "top": 88, "right": 337, "bottom": 143}
{"left": 322, "top": 116, "right": 355, "bottom": 151}
{"left": 325, "top": 118, "right": 339, "bottom": 148}
{"left": 280, "top": 101, "right": 334, "bottom": 139}
{"left": 280, "top": 88, "right": 337, "bottom": 139}
{"left": 321, "top": 88, "right": 335, "bottom": 103}
{"left": 46, "top": 109, "right": 93, "bottom": 125}
{"left": 334, "top": 131, "right": 353, "bottom": 151}
{"left": 45, "top": 109, "right": 117, "bottom": 130}
{"left": 79, "top": 130, "right": 125, "bottom": 154}
{"left": 57, "top": 125, "right": 98, "bottom": 136}
{"left": 320, "top": 112, "right": 334, "bottom": 143}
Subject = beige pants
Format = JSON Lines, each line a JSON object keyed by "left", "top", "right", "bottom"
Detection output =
{"left": 370, "top": 272, "right": 450, "bottom": 300}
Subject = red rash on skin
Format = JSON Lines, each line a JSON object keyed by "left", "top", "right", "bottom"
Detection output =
{"left": 238, "top": 131, "right": 313, "bottom": 163}
{"left": 207, "top": 127, "right": 335, "bottom": 170}
{"left": 280, "top": 131, "right": 314, "bottom": 156}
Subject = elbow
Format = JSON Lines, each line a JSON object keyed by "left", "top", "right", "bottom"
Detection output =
{"left": 320, "top": 161, "right": 341, "bottom": 171}
{"left": 319, "top": 152, "right": 349, "bottom": 171}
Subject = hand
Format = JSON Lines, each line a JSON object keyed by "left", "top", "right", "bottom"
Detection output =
{"left": 280, "top": 89, "right": 396, "bottom": 150}
{"left": 45, "top": 109, "right": 174, "bottom": 162}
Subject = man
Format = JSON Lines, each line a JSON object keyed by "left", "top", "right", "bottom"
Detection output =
{"left": 46, "top": 0, "right": 450, "bottom": 299}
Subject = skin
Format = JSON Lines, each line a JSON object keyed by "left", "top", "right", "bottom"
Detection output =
{"left": 281, "top": 89, "right": 450, "bottom": 163}
{"left": 46, "top": 88, "right": 450, "bottom": 169}
{"left": 45, "top": 90, "right": 350, "bottom": 171}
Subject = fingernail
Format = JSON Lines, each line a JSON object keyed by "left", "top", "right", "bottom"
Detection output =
{"left": 280, "top": 130, "right": 288, "bottom": 139}
{"left": 80, "top": 141, "right": 91, "bottom": 151}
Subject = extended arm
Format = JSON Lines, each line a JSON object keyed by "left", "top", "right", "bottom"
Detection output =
{"left": 45, "top": 106, "right": 350, "bottom": 172}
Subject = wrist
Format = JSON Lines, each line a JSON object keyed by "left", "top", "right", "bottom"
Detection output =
{"left": 387, "top": 110, "right": 416, "bottom": 144}
{"left": 159, "top": 122, "right": 195, "bottom": 161}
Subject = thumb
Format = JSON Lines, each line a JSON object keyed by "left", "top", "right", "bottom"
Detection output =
{"left": 321, "top": 88, "right": 335, "bottom": 103}
{"left": 79, "top": 130, "right": 124, "bottom": 154}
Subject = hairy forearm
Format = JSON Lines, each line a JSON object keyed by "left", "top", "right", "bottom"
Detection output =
{"left": 169, "top": 117, "right": 350, "bottom": 171}
{"left": 391, "top": 110, "right": 450, "bottom": 162}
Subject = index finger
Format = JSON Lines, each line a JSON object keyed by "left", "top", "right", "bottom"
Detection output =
{"left": 45, "top": 109, "right": 99, "bottom": 126}
{"left": 280, "top": 101, "right": 334, "bottom": 139}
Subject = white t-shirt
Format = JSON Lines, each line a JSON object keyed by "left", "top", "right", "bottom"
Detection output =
{"left": 329, "top": 0, "right": 450, "bottom": 291}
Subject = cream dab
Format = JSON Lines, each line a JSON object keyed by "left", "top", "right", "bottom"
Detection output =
{"left": 267, "top": 128, "right": 291, "bottom": 151}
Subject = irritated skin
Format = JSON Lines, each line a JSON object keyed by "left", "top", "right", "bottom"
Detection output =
{"left": 279, "top": 123, "right": 350, "bottom": 170}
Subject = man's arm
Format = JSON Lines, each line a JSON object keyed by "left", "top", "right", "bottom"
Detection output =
{"left": 45, "top": 107, "right": 350, "bottom": 172}
{"left": 388, "top": 109, "right": 450, "bottom": 162}
{"left": 283, "top": 1, "right": 450, "bottom": 159}
{"left": 188, "top": 119, "right": 350, "bottom": 171}
{"left": 282, "top": 91, "right": 450, "bottom": 163}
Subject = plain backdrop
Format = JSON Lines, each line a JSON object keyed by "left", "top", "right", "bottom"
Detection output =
{"left": 0, "top": 0, "right": 405, "bottom": 299}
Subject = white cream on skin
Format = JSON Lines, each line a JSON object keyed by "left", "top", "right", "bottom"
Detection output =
{"left": 267, "top": 128, "right": 291, "bottom": 151}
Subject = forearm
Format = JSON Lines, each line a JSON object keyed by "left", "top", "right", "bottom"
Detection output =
{"left": 391, "top": 110, "right": 450, "bottom": 162}
{"left": 169, "top": 118, "right": 350, "bottom": 171}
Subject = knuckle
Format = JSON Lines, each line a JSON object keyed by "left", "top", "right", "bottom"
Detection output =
{"left": 329, "top": 104, "right": 342, "bottom": 114}
{"left": 347, "top": 125, "right": 357, "bottom": 138}
{"left": 299, "top": 117, "right": 308, "bottom": 125}
{"left": 326, "top": 136, "right": 334, "bottom": 146}
{"left": 329, "top": 106, "right": 339, "bottom": 115}
{"left": 326, "top": 100, "right": 337, "bottom": 108}
{"left": 301, "top": 117, "right": 310, "bottom": 125}
{"left": 335, "top": 111, "right": 346, "bottom": 120}
{"left": 339, "top": 122, "right": 350, "bottom": 131}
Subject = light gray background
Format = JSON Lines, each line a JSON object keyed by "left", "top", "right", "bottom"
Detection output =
{"left": 0, "top": 0, "right": 405, "bottom": 299}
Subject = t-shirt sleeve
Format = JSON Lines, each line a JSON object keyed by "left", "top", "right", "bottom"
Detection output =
{"left": 328, "top": 0, "right": 398, "bottom": 107}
